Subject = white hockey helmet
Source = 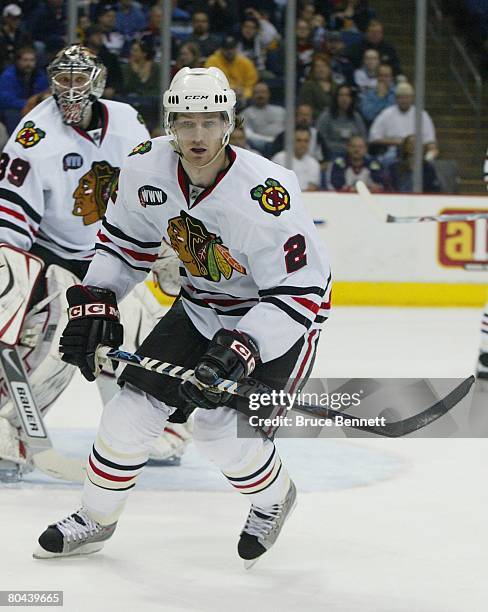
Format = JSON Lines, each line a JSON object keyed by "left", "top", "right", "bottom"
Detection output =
{"left": 48, "top": 45, "right": 107, "bottom": 125}
{"left": 163, "top": 67, "right": 236, "bottom": 147}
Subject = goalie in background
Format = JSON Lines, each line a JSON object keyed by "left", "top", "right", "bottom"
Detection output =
{"left": 0, "top": 45, "right": 187, "bottom": 482}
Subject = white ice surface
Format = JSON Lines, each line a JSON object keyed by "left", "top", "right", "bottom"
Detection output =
{"left": 1, "top": 307, "right": 487, "bottom": 612}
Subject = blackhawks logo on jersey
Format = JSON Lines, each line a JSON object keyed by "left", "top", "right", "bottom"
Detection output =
{"left": 167, "top": 211, "right": 246, "bottom": 282}
{"left": 128, "top": 140, "right": 152, "bottom": 156}
{"left": 73, "top": 161, "right": 120, "bottom": 225}
{"left": 15, "top": 121, "right": 46, "bottom": 149}
{"left": 251, "top": 178, "right": 290, "bottom": 217}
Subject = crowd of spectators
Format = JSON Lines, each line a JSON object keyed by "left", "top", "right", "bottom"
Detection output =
{"left": 444, "top": 0, "right": 488, "bottom": 74}
{"left": 0, "top": 0, "right": 445, "bottom": 192}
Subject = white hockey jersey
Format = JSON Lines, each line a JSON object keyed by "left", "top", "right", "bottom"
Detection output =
{"left": 0, "top": 97, "right": 149, "bottom": 260}
{"left": 85, "top": 139, "right": 332, "bottom": 362}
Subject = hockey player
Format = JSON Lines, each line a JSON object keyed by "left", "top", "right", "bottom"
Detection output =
{"left": 34, "top": 67, "right": 331, "bottom": 567}
{"left": 0, "top": 45, "right": 184, "bottom": 481}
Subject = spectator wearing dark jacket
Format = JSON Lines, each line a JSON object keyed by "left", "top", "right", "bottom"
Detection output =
{"left": 115, "top": 0, "right": 147, "bottom": 45}
{"left": 322, "top": 31, "right": 355, "bottom": 87}
{"left": 26, "top": 0, "right": 66, "bottom": 54}
{"left": 0, "top": 4, "right": 32, "bottom": 73}
{"left": 347, "top": 19, "right": 401, "bottom": 75}
{"left": 187, "top": 11, "right": 221, "bottom": 61}
{"left": 84, "top": 25, "right": 123, "bottom": 98}
{"left": 0, "top": 46, "right": 48, "bottom": 132}
{"left": 327, "top": 135, "right": 385, "bottom": 191}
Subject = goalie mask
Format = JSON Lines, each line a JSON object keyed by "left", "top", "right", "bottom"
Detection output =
{"left": 163, "top": 67, "right": 236, "bottom": 167}
{"left": 48, "top": 45, "right": 107, "bottom": 125}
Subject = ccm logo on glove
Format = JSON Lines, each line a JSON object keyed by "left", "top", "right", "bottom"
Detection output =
{"left": 230, "top": 340, "right": 255, "bottom": 374}
{"left": 69, "top": 303, "right": 119, "bottom": 319}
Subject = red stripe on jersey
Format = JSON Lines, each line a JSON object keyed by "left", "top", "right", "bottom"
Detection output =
{"left": 321, "top": 291, "right": 332, "bottom": 310}
{"left": 292, "top": 296, "right": 320, "bottom": 314}
{"left": 289, "top": 330, "right": 318, "bottom": 395}
{"left": 88, "top": 456, "right": 135, "bottom": 482}
{"left": 0, "top": 204, "right": 27, "bottom": 223}
{"left": 97, "top": 231, "right": 157, "bottom": 262}
{"left": 120, "top": 246, "right": 157, "bottom": 262}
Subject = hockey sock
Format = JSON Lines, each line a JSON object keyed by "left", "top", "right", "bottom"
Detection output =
{"left": 222, "top": 438, "right": 291, "bottom": 508}
{"left": 83, "top": 384, "right": 172, "bottom": 525}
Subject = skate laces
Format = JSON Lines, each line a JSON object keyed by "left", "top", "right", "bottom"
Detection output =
{"left": 244, "top": 503, "right": 283, "bottom": 539}
{"left": 55, "top": 509, "right": 101, "bottom": 543}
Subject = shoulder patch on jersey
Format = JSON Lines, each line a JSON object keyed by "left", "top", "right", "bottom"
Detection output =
{"left": 138, "top": 185, "right": 167, "bottom": 207}
{"left": 167, "top": 210, "right": 247, "bottom": 282}
{"left": 250, "top": 178, "right": 290, "bottom": 217}
{"left": 72, "top": 161, "right": 120, "bottom": 225}
{"left": 63, "top": 152, "right": 83, "bottom": 171}
{"left": 128, "top": 140, "right": 152, "bottom": 156}
{"left": 15, "top": 121, "right": 46, "bottom": 149}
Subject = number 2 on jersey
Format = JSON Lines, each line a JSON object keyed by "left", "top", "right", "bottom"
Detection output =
{"left": 284, "top": 234, "right": 307, "bottom": 273}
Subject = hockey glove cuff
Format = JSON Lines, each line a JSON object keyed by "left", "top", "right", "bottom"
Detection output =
{"left": 59, "top": 285, "right": 123, "bottom": 381}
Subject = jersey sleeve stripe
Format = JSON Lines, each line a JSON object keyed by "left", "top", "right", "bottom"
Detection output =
{"left": 181, "top": 287, "right": 253, "bottom": 316}
{"left": 102, "top": 218, "right": 161, "bottom": 249}
{"left": 258, "top": 284, "right": 326, "bottom": 298}
{"left": 292, "top": 296, "right": 320, "bottom": 314}
{"left": 0, "top": 218, "right": 32, "bottom": 239}
{"left": 97, "top": 231, "right": 157, "bottom": 263}
{"left": 0, "top": 204, "right": 27, "bottom": 223}
{"left": 0, "top": 187, "right": 42, "bottom": 224}
{"left": 95, "top": 243, "right": 152, "bottom": 273}
{"left": 261, "top": 296, "right": 313, "bottom": 330}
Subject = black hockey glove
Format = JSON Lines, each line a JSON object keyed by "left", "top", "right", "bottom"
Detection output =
{"left": 180, "top": 329, "right": 260, "bottom": 410}
{"left": 59, "top": 285, "right": 123, "bottom": 382}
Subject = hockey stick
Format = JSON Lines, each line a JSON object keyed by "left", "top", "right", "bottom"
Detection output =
{"left": 0, "top": 343, "right": 86, "bottom": 483}
{"left": 356, "top": 180, "right": 488, "bottom": 224}
{"left": 355, "top": 180, "right": 387, "bottom": 222}
{"left": 98, "top": 346, "right": 475, "bottom": 438}
{"left": 385, "top": 212, "right": 488, "bottom": 223}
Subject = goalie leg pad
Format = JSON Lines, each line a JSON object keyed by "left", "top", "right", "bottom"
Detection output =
{"left": 0, "top": 244, "right": 44, "bottom": 347}
{"left": 0, "top": 264, "right": 80, "bottom": 424}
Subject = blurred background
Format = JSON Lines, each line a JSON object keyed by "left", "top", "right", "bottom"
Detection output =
{"left": 0, "top": 0, "right": 486, "bottom": 195}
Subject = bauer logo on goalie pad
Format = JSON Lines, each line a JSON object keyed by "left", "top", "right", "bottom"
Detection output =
{"left": 69, "top": 303, "right": 119, "bottom": 319}
{"left": 438, "top": 208, "right": 488, "bottom": 269}
{"left": 11, "top": 381, "right": 47, "bottom": 438}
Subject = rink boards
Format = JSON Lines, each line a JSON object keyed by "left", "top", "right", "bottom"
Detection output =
{"left": 305, "top": 192, "right": 488, "bottom": 306}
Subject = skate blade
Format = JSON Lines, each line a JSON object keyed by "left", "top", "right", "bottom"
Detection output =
{"left": 242, "top": 499, "right": 298, "bottom": 570}
{"left": 244, "top": 558, "right": 260, "bottom": 570}
{"left": 33, "top": 541, "right": 104, "bottom": 560}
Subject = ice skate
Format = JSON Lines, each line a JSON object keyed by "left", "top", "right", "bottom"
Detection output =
{"left": 33, "top": 508, "right": 117, "bottom": 559}
{"left": 238, "top": 480, "right": 297, "bottom": 569}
